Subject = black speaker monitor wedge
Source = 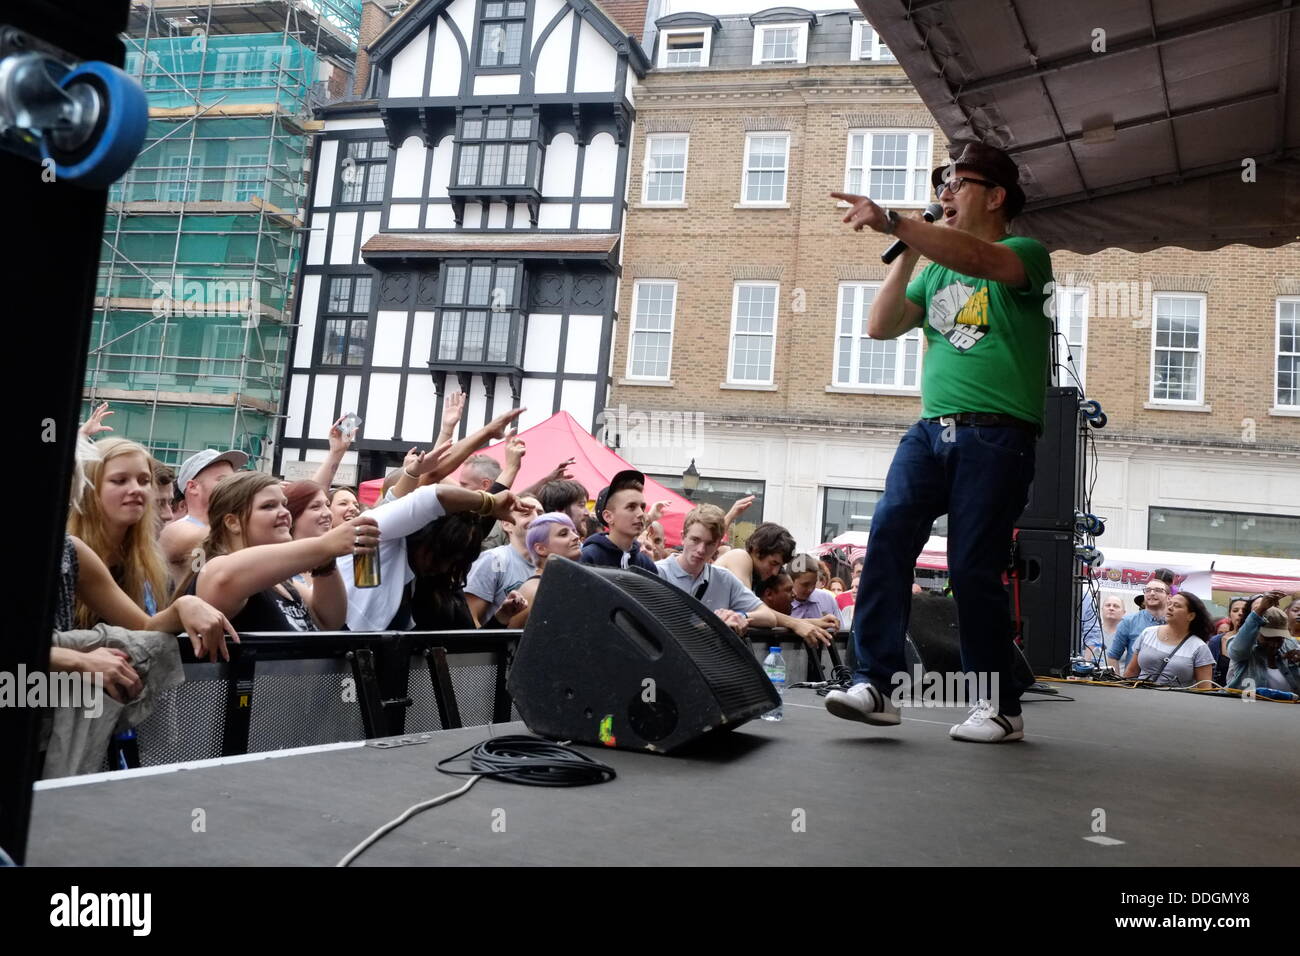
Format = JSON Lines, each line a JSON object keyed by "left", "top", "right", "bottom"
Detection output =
{"left": 508, "top": 558, "right": 779, "bottom": 754}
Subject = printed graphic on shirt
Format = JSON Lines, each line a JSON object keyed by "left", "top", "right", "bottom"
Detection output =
{"left": 928, "top": 281, "right": 990, "bottom": 351}
{"left": 277, "top": 594, "right": 314, "bottom": 631}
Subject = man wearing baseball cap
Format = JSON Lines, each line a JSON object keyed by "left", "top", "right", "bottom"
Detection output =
{"left": 579, "top": 469, "right": 658, "bottom": 572}
{"left": 827, "top": 142, "right": 1052, "bottom": 743}
{"left": 158, "top": 448, "right": 248, "bottom": 585}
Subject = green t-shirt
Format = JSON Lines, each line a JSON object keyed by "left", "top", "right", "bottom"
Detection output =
{"left": 905, "top": 235, "right": 1054, "bottom": 427}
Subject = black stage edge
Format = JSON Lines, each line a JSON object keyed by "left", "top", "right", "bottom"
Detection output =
{"left": 24, "top": 686, "right": 1297, "bottom": 871}
{"left": 1, "top": 0, "right": 131, "bottom": 864}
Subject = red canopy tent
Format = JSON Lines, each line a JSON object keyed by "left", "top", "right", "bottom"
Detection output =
{"left": 358, "top": 411, "right": 693, "bottom": 545}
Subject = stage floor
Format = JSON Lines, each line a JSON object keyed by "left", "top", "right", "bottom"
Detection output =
{"left": 27, "top": 683, "right": 1299, "bottom": 866}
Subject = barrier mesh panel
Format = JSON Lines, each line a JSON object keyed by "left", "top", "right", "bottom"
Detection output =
{"left": 405, "top": 655, "right": 446, "bottom": 733}
{"left": 136, "top": 678, "right": 227, "bottom": 766}
{"left": 247, "top": 661, "right": 366, "bottom": 753}
{"left": 449, "top": 660, "right": 500, "bottom": 728}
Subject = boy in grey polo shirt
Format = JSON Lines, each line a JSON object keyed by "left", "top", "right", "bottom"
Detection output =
{"left": 656, "top": 504, "right": 834, "bottom": 648}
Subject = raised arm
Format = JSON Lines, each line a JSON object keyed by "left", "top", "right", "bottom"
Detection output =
{"left": 310, "top": 416, "right": 355, "bottom": 490}
{"left": 496, "top": 431, "right": 526, "bottom": 489}
{"left": 197, "top": 517, "right": 378, "bottom": 620}
{"left": 721, "top": 495, "right": 755, "bottom": 542}
{"left": 70, "top": 536, "right": 237, "bottom": 661}
{"left": 832, "top": 192, "right": 1028, "bottom": 289}
{"left": 419, "top": 407, "right": 526, "bottom": 486}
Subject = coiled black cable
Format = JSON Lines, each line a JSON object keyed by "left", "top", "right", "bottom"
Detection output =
{"left": 436, "top": 734, "right": 616, "bottom": 787}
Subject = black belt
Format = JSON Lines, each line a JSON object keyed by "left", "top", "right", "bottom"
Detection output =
{"left": 922, "top": 413, "right": 1039, "bottom": 433}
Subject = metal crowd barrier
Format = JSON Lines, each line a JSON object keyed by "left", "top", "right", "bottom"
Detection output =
{"left": 115, "top": 628, "right": 853, "bottom": 770}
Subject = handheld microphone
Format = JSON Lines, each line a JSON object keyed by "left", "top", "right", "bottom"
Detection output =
{"left": 881, "top": 202, "right": 943, "bottom": 264}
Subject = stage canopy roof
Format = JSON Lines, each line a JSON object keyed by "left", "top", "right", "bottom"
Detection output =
{"left": 859, "top": 0, "right": 1300, "bottom": 253}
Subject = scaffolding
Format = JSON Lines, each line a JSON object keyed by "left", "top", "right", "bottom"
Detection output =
{"left": 83, "top": 0, "right": 361, "bottom": 470}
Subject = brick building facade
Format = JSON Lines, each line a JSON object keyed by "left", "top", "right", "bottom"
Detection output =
{"left": 610, "top": 7, "right": 1300, "bottom": 556}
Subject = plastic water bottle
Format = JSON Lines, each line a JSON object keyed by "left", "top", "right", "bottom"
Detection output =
{"left": 762, "top": 646, "right": 786, "bottom": 721}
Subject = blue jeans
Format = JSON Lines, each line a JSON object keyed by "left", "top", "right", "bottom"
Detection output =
{"left": 851, "top": 420, "right": 1037, "bottom": 717}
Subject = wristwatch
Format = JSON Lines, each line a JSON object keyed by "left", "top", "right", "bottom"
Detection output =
{"left": 883, "top": 209, "right": 901, "bottom": 235}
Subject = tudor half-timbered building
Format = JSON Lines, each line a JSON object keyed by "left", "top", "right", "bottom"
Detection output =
{"left": 278, "top": 0, "right": 649, "bottom": 483}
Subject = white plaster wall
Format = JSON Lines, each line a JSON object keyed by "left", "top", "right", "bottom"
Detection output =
{"left": 542, "top": 133, "right": 577, "bottom": 197}
{"left": 389, "top": 26, "right": 430, "bottom": 97}
{"left": 366, "top": 373, "right": 402, "bottom": 440}
{"left": 573, "top": 18, "right": 617, "bottom": 93}
{"left": 392, "top": 136, "right": 426, "bottom": 198}
{"left": 473, "top": 74, "right": 521, "bottom": 95}
{"left": 313, "top": 139, "right": 337, "bottom": 208}
{"left": 430, "top": 18, "right": 462, "bottom": 96}
{"left": 429, "top": 135, "right": 454, "bottom": 198}
{"left": 373, "top": 311, "right": 407, "bottom": 367}
{"left": 534, "top": 11, "right": 573, "bottom": 94}
{"left": 523, "top": 313, "right": 562, "bottom": 372}
{"left": 293, "top": 275, "right": 321, "bottom": 368}
{"left": 308, "top": 375, "right": 338, "bottom": 439}
{"left": 580, "top": 133, "right": 617, "bottom": 196}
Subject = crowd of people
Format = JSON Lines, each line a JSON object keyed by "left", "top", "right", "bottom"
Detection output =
{"left": 49, "top": 400, "right": 1300, "bottom": 730}
{"left": 1080, "top": 568, "right": 1300, "bottom": 692}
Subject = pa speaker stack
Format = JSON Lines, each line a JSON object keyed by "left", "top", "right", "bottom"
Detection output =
{"left": 1012, "top": 386, "right": 1087, "bottom": 675}
{"left": 508, "top": 558, "right": 779, "bottom": 753}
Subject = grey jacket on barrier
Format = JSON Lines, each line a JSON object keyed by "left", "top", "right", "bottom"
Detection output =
{"left": 42, "top": 625, "right": 185, "bottom": 778}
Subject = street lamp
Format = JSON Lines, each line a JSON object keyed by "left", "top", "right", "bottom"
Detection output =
{"left": 682, "top": 458, "right": 700, "bottom": 499}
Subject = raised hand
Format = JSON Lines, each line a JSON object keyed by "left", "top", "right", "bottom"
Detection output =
{"left": 830, "top": 192, "right": 888, "bottom": 233}
{"left": 411, "top": 438, "right": 455, "bottom": 478}
{"left": 647, "top": 500, "right": 672, "bottom": 523}
{"left": 79, "top": 401, "right": 115, "bottom": 439}
{"left": 486, "top": 407, "right": 526, "bottom": 441}
{"left": 537, "top": 457, "right": 576, "bottom": 486}
{"left": 505, "top": 430, "right": 526, "bottom": 468}
{"left": 441, "top": 391, "right": 467, "bottom": 434}
{"left": 492, "top": 489, "right": 522, "bottom": 523}
{"left": 328, "top": 415, "right": 355, "bottom": 454}
{"left": 725, "top": 494, "right": 756, "bottom": 523}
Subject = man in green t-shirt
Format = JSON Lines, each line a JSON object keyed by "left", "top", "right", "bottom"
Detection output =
{"left": 825, "top": 143, "right": 1052, "bottom": 743}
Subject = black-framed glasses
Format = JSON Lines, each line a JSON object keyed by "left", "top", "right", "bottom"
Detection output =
{"left": 935, "top": 176, "right": 998, "bottom": 197}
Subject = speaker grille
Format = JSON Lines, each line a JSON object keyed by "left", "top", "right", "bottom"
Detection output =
{"left": 607, "top": 570, "right": 776, "bottom": 716}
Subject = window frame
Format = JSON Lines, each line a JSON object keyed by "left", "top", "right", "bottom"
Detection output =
{"left": 318, "top": 273, "right": 374, "bottom": 368}
{"left": 844, "top": 128, "right": 933, "bottom": 208}
{"left": 336, "top": 138, "right": 390, "bottom": 206}
{"left": 1055, "top": 285, "right": 1089, "bottom": 390}
{"left": 833, "top": 281, "right": 922, "bottom": 392}
{"left": 848, "top": 20, "right": 894, "bottom": 61}
{"left": 1276, "top": 296, "right": 1300, "bottom": 409}
{"left": 641, "top": 133, "right": 689, "bottom": 205}
{"left": 752, "top": 22, "right": 808, "bottom": 65}
{"left": 450, "top": 109, "right": 541, "bottom": 196}
{"left": 1149, "top": 292, "right": 1207, "bottom": 406}
{"left": 625, "top": 280, "right": 678, "bottom": 381}
{"left": 474, "top": 0, "right": 530, "bottom": 71}
{"left": 432, "top": 259, "right": 527, "bottom": 369}
{"left": 741, "top": 132, "right": 790, "bottom": 206}
{"left": 658, "top": 28, "right": 711, "bottom": 68}
{"left": 727, "top": 281, "right": 780, "bottom": 386}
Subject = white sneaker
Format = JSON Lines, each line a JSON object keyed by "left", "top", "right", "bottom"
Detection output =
{"left": 824, "top": 682, "right": 901, "bottom": 726}
{"left": 949, "top": 700, "right": 1023, "bottom": 742}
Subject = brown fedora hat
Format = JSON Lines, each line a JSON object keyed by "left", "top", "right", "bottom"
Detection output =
{"left": 932, "top": 142, "right": 1026, "bottom": 219}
